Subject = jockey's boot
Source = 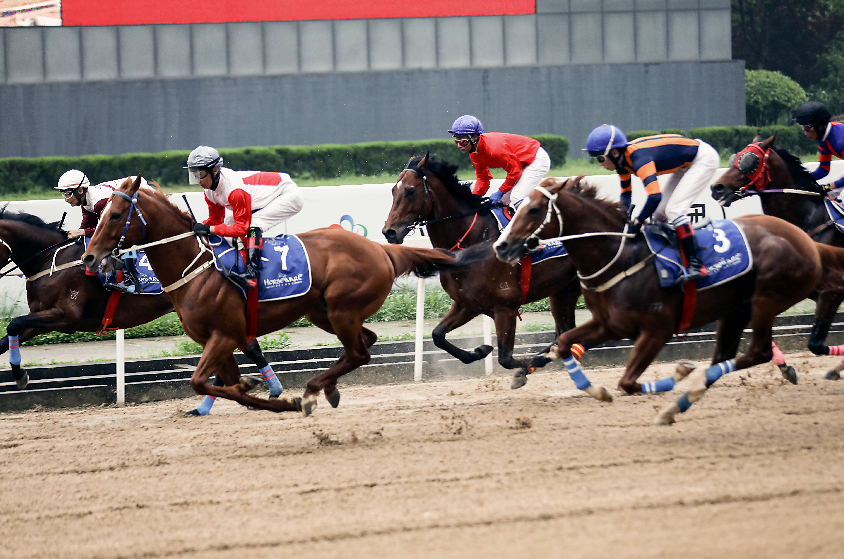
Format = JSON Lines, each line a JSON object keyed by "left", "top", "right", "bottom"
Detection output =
{"left": 105, "top": 255, "right": 142, "bottom": 293}
{"left": 229, "top": 227, "right": 263, "bottom": 290}
{"left": 676, "top": 223, "right": 708, "bottom": 283}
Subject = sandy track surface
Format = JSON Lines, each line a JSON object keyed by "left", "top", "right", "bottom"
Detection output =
{"left": 2, "top": 352, "right": 844, "bottom": 559}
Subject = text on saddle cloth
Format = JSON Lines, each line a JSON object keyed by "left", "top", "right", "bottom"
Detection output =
{"left": 210, "top": 234, "right": 312, "bottom": 301}
{"left": 83, "top": 237, "right": 163, "bottom": 294}
{"left": 644, "top": 220, "right": 753, "bottom": 289}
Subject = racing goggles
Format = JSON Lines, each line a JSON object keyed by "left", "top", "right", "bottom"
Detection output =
{"left": 588, "top": 151, "right": 608, "bottom": 163}
{"left": 452, "top": 135, "right": 473, "bottom": 148}
{"left": 187, "top": 168, "right": 211, "bottom": 185}
{"left": 60, "top": 188, "right": 77, "bottom": 198}
{"left": 800, "top": 124, "right": 814, "bottom": 133}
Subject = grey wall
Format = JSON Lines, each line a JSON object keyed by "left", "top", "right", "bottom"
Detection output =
{"left": 0, "top": 0, "right": 740, "bottom": 158}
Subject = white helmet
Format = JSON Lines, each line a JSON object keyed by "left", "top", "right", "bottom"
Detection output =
{"left": 56, "top": 169, "right": 90, "bottom": 190}
{"left": 185, "top": 146, "right": 223, "bottom": 185}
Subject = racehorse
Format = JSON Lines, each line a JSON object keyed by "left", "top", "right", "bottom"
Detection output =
{"left": 710, "top": 135, "right": 844, "bottom": 379}
{"left": 493, "top": 176, "right": 827, "bottom": 424}
{"left": 81, "top": 175, "right": 471, "bottom": 416}
{"left": 382, "top": 154, "right": 587, "bottom": 390}
{"left": 0, "top": 207, "right": 174, "bottom": 389}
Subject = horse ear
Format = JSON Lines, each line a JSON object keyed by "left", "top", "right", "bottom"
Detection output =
{"left": 761, "top": 135, "right": 776, "bottom": 150}
{"left": 752, "top": 132, "right": 764, "bottom": 143}
{"left": 419, "top": 152, "right": 429, "bottom": 169}
{"left": 132, "top": 174, "right": 143, "bottom": 191}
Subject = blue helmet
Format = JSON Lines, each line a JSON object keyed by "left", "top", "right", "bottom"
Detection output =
{"left": 583, "top": 124, "right": 628, "bottom": 156}
{"left": 448, "top": 115, "right": 484, "bottom": 135}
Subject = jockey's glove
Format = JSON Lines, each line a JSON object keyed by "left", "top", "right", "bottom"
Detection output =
{"left": 629, "top": 219, "right": 643, "bottom": 236}
{"left": 488, "top": 190, "right": 504, "bottom": 204}
{"left": 192, "top": 223, "right": 211, "bottom": 236}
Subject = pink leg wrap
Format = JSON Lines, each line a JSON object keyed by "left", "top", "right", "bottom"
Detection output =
{"left": 829, "top": 345, "right": 844, "bottom": 356}
{"left": 771, "top": 342, "right": 786, "bottom": 366}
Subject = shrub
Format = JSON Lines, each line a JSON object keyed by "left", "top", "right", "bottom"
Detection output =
{"left": 745, "top": 69, "right": 808, "bottom": 127}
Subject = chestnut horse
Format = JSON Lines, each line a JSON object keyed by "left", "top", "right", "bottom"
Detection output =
{"left": 382, "top": 154, "right": 582, "bottom": 388}
{"left": 82, "top": 176, "right": 469, "bottom": 416}
{"left": 0, "top": 207, "right": 173, "bottom": 389}
{"left": 494, "top": 176, "right": 826, "bottom": 425}
{"left": 710, "top": 135, "right": 844, "bottom": 379}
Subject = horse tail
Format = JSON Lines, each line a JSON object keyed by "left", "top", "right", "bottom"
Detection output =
{"left": 381, "top": 244, "right": 464, "bottom": 278}
{"left": 815, "top": 242, "right": 844, "bottom": 291}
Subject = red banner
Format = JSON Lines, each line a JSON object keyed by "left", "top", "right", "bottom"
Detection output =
{"left": 62, "top": 1, "right": 536, "bottom": 26}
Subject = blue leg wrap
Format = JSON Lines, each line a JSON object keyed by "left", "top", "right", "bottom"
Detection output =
{"left": 194, "top": 396, "right": 216, "bottom": 416}
{"left": 261, "top": 365, "right": 283, "bottom": 397}
{"left": 641, "top": 377, "right": 675, "bottom": 394}
{"left": 705, "top": 359, "right": 736, "bottom": 387}
{"left": 563, "top": 356, "right": 592, "bottom": 390}
{"left": 8, "top": 335, "right": 21, "bottom": 367}
{"left": 676, "top": 392, "right": 692, "bottom": 413}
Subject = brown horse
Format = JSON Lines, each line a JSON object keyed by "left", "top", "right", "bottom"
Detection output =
{"left": 710, "top": 135, "right": 844, "bottom": 379}
{"left": 81, "top": 176, "right": 469, "bottom": 416}
{"left": 493, "top": 176, "right": 825, "bottom": 424}
{"left": 381, "top": 154, "right": 583, "bottom": 387}
{"left": 0, "top": 207, "right": 174, "bottom": 389}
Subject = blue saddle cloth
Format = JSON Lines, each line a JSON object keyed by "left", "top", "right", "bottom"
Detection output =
{"left": 209, "top": 234, "right": 312, "bottom": 301}
{"left": 83, "top": 238, "right": 163, "bottom": 294}
{"left": 824, "top": 197, "right": 844, "bottom": 234}
{"left": 643, "top": 220, "right": 753, "bottom": 289}
{"left": 490, "top": 204, "right": 567, "bottom": 263}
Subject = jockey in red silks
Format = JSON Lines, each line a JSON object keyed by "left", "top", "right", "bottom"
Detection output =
{"left": 448, "top": 115, "right": 551, "bottom": 207}
{"left": 56, "top": 169, "right": 150, "bottom": 292}
{"left": 185, "top": 146, "right": 304, "bottom": 291}
{"left": 584, "top": 124, "right": 720, "bottom": 283}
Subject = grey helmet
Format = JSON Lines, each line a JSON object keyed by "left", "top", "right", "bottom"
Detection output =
{"left": 185, "top": 146, "right": 223, "bottom": 185}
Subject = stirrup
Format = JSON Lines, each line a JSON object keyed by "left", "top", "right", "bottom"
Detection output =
{"left": 228, "top": 272, "right": 257, "bottom": 290}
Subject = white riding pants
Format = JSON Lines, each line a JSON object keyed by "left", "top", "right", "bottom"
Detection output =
{"left": 501, "top": 147, "right": 552, "bottom": 205}
{"left": 653, "top": 140, "right": 720, "bottom": 228}
{"left": 223, "top": 182, "right": 305, "bottom": 236}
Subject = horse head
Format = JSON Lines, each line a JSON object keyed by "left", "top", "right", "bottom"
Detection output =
{"left": 82, "top": 174, "right": 146, "bottom": 275}
{"left": 382, "top": 154, "right": 434, "bottom": 244}
{"left": 711, "top": 135, "right": 776, "bottom": 207}
{"left": 494, "top": 176, "right": 576, "bottom": 263}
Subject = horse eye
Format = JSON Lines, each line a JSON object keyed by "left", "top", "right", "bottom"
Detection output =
{"left": 405, "top": 188, "right": 416, "bottom": 198}
{"left": 109, "top": 211, "right": 122, "bottom": 221}
{"left": 527, "top": 207, "right": 541, "bottom": 216}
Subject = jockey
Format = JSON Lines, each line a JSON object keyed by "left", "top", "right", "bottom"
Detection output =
{"left": 186, "top": 146, "right": 305, "bottom": 290}
{"left": 793, "top": 101, "right": 844, "bottom": 189}
{"left": 448, "top": 115, "right": 551, "bottom": 207}
{"left": 584, "top": 124, "right": 720, "bottom": 283}
{"left": 56, "top": 169, "right": 146, "bottom": 292}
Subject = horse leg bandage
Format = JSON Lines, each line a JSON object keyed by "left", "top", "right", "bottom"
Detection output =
{"left": 563, "top": 356, "right": 592, "bottom": 390}
{"left": 194, "top": 396, "right": 216, "bottom": 416}
{"left": 8, "top": 335, "right": 20, "bottom": 367}
{"left": 771, "top": 342, "right": 786, "bottom": 365}
{"left": 260, "top": 364, "right": 283, "bottom": 397}
{"left": 704, "top": 359, "right": 736, "bottom": 387}
{"left": 641, "top": 377, "right": 676, "bottom": 393}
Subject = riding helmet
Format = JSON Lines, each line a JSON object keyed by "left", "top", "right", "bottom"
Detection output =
{"left": 448, "top": 115, "right": 484, "bottom": 136}
{"left": 583, "top": 124, "right": 628, "bottom": 156}
{"left": 56, "top": 169, "right": 90, "bottom": 190}
{"left": 792, "top": 101, "right": 831, "bottom": 127}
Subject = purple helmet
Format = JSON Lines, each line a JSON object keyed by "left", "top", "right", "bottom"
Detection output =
{"left": 583, "top": 124, "right": 628, "bottom": 156}
{"left": 448, "top": 115, "right": 484, "bottom": 135}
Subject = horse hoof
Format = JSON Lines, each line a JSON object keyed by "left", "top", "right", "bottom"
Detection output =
{"left": 325, "top": 388, "right": 341, "bottom": 408}
{"left": 292, "top": 397, "right": 303, "bottom": 413}
{"left": 585, "top": 385, "right": 613, "bottom": 403}
{"left": 184, "top": 409, "right": 201, "bottom": 417}
{"left": 475, "top": 345, "right": 494, "bottom": 359}
{"left": 653, "top": 402, "right": 680, "bottom": 425}
{"left": 240, "top": 376, "right": 261, "bottom": 392}
{"left": 674, "top": 361, "right": 696, "bottom": 381}
{"left": 511, "top": 370, "right": 528, "bottom": 389}
{"left": 301, "top": 395, "right": 318, "bottom": 417}
{"left": 778, "top": 364, "right": 798, "bottom": 385}
{"left": 15, "top": 373, "right": 28, "bottom": 390}
{"left": 825, "top": 370, "right": 841, "bottom": 381}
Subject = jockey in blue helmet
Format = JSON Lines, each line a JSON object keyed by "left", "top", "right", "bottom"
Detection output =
{"left": 584, "top": 124, "right": 720, "bottom": 283}
{"left": 793, "top": 101, "right": 844, "bottom": 190}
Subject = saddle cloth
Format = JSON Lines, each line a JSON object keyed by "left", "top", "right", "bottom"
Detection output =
{"left": 209, "top": 234, "right": 312, "bottom": 301}
{"left": 824, "top": 196, "right": 844, "bottom": 234}
{"left": 643, "top": 219, "right": 753, "bottom": 290}
{"left": 83, "top": 238, "right": 163, "bottom": 294}
{"left": 491, "top": 204, "right": 568, "bottom": 264}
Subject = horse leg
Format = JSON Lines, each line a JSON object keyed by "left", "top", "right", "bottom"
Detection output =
{"left": 617, "top": 329, "right": 676, "bottom": 395}
{"left": 4, "top": 309, "right": 72, "bottom": 389}
{"left": 300, "top": 315, "right": 372, "bottom": 417}
{"left": 190, "top": 334, "right": 301, "bottom": 413}
{"left": 656, "top": 308, "right": 778, "bottom": 425}
{"left": 807, "top": 290, "right": 844, "bottom": 380}
{"left": 537, "top": 288, "right": 582, "bottom": 369}
{"left": 241, "top": 338, "right": 284, "bottom": 397}
{"left": 431, "top": 302, "right": 492, "bottom": 363}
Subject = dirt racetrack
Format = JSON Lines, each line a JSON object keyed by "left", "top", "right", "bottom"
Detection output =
{"left": 2, "top": 351, "right": 844, "bottom": 559}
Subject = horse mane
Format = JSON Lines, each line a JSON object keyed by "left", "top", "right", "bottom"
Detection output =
{"left": 0, "top": 205, "right": 68, "bottom": 238}
{"left": 563, "top": 178, "right": 628, "bottom": 223}
{"left": 145, "top": 188, "right": 194, "bottom": 227}
{"left": 772, "top": 147, "right": 826, "bottom": 193}
{"left": 407, "top": 154, "right": 485, "bottom": 208}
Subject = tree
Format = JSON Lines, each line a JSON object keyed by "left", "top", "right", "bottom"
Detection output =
{"left": 808, "top": 32, "right": 844, "bottom": 114}
{"left": 745, "top": 69, "right": 808, "bottom": 126}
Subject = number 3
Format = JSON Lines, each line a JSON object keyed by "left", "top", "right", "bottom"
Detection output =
{"left": 713, "top": 228, "right": 731, "bottom": 254}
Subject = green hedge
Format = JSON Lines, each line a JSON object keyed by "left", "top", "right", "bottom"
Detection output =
{"left": 0, "top": 135, "right": 570, "bottom": 194}
{"left": 621, "top": 126, "right": 818, "bottom": 157}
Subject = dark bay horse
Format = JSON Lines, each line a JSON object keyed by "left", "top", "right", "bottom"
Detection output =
{"left": 710, "top": 135, "right": 844, "bottom": 379}
{"left": 381, "top": 155, "right": 588, "bottom": 390}
{"left": 493, "top": 176, "right": 826, "bottom": 424}
{"left": 0, "top": 208, "right": 174, "bottom": 388}
{"left": 82, "top": 176, "right": 470, "bottom": 416}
